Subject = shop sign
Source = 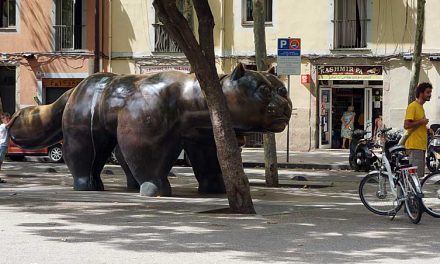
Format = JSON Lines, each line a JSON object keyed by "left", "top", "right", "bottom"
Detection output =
{"left": 140, "top": 65, "right": 191, "bottom": 74}
{"left": 301, "top": 74, "right": 310, "bottom": 84}
{"left": 317, "top": 65, "right": 383, "bottom": 80}
{"left": 277, "top": 38, "right": 301, "bottom": 75}
{"left": 42, "top": 78, "right": 83, "bottom": 88}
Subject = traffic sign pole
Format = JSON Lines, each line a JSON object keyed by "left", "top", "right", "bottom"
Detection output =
{"left": 277, "top": 37, "right": 301, "bottom": 162}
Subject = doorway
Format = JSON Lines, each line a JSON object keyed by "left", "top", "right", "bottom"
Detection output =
{"left": 0, "top": 66, "right": 16, "bottom": 114}
{"left": 319, "top": 84, "right": 383, "bottom": 149}
{"left": 332, "top": 88, "right": 364, "bottom": 148}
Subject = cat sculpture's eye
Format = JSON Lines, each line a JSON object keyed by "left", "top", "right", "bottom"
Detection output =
{"left": 277, "top": 87, "right": 288, "bottom": 97}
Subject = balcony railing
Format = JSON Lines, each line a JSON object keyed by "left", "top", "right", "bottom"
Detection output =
{"left": 153, "top": 23, "right": 182, "bottom": 53}
{"left": 333, "top": 19, "right": 368, "bottom": 49}
{"left": 54, "top": 25, "right": 83, "bottom": 51}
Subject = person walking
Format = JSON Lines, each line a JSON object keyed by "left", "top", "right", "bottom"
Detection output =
{"left": 403, "top": 82, "right": 433, "bottom": 178}
{"left": 0, "top": 112, "right": 16, "bottom": 183}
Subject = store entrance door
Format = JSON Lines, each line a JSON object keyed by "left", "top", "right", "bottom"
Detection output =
{"left": 319, "top": 86, "right": 381, "bottom": 149}
{"left": 364, "top": 88, "right": 373, "bottom": 138}
{"left": 331, "top": 88, "right": 364, "bottom": 148}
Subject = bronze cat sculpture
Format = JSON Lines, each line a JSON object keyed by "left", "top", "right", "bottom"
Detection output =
{"left": 9, "top": 64, "right": 292, "bottom": 196}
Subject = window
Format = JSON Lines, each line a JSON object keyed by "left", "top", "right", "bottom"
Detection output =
{"left": 333, "top": 0, "right": 368, "bottom": 49}
{"left": 54, "top": 0, "right": 84, "bottom": 50}
{"left": 242, "top": 0, "right": 273, "bottom": 26}
{"left": 0, "top": 0, "right": 16, "bottom": 29}
{"left": 153, "top": 0, "right": 192, "bottom": 53}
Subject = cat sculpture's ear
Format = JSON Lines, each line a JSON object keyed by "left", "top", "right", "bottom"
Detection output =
{"left": 267, "top": 66, "right": 276, "bottom": 76}
{"left": 230, "top": 63, "right": 246, "bottom": 81}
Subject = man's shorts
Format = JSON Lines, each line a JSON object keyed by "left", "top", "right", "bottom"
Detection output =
{"left": 0, "top": 145, "right": 8, "bottom": 162}
{"left": 407, "top": 149, "right": 425, "bottom": 178}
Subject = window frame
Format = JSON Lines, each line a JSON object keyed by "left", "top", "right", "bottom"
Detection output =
{"left": 53, "top": 0, "right": 85, "bottom": 51}
{"left": 332, "top": 0, "right": 370, "bottom": 50}
{"left": 0, "top": 0, "right": 17, "bottom": 31}
{"left": 242, "top": 0, "right": 273, "bottom": 27}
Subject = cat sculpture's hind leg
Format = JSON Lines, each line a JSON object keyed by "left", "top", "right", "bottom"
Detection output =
{"left": 116, "top": 111, "right": 182, "bottom": 197}
{"left": 114, "top": 145, "right": 140, "bottom": 190}
{"left": 63, "top": 127, "right": 116, "bottom": 191}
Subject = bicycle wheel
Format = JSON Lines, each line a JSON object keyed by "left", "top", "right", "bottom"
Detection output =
{"left": 421, "top": 172, "right": 440, "bottom": 218}
{"left": 403, "top": 178, "right": 423, "bottom": 224}
{"left": 359, "top": 172, "right": 402, "bottom": 216}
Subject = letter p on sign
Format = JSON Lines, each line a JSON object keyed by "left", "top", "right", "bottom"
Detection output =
{"left": 279, "top": 39, "right": 288, "bottom": 49}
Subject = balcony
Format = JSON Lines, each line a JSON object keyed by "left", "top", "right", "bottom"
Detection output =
{"left": 153, "top": 23, "right": 182, "bottom": 53}
{"left": 54, "top": 25, "right": 83, "bottom": 51}
{"left": 333, "top": 19, "right": 368, "bottom": 49}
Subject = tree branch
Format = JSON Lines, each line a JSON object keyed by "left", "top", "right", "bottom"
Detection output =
{"left": 153, "top": 0, "right": 202, "bottom": 66}
{"left": 193, "top": 1, "right": 216, "bottom": 64}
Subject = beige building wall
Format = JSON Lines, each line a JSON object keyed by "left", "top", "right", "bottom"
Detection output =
{"left": 385, "top": 59, "right": 440, "bottom": 129}
{"left": 107, "top": 0, "right": 440, "bottom": 151}
{"left": 110, "top": 0, "right": 152, "bottom": 58}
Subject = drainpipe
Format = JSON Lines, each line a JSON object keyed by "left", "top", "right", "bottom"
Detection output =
{"left": 221, "top": 0, "right": 225, "bottom": 57}
{"left": 94, "top": 0, "right": 100, "bottom": 73}
{"left": 108, "top": 0, "right": 112, "bottom": 72}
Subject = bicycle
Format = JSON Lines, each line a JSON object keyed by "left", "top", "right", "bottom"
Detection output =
{"left": 421, "top": 170, "right": 440, "bottom": 218}
{"left": 359, "top": 128, "right": 424, "bottom": 224}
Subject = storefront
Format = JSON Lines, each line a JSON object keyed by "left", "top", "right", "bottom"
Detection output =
{"left": 42, "top": 78, "right": 83, "bottom": 104}
{"left": 318, "top": 65, "right": 383, "bottom": 149}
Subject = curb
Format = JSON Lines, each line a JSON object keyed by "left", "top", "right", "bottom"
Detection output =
{"left": 242, "top": 162, "right": 351, "bottom": 170}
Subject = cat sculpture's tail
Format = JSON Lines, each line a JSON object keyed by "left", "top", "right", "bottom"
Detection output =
{"left": 9, "top": 88, "right": 74, "bottom": 149}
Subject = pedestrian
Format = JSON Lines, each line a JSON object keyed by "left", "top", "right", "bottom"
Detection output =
{"left": 373, "top": 110, "right": 384, "bottom": 144}
{"left": 340, "top": 105, "right": 356, "bottom": 149}
{"left": 0, "top": 112, "right": 16, "bottom": 183}
{"left": 403, "top": 82, "right": 433, "bottom": 178}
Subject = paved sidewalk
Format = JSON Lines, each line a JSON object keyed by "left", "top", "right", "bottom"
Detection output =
{"left": 241, "top": 148, "right": 350, "bottom": 170}
{"left": 1, "top": 162, "right": 439, "bottom": 264}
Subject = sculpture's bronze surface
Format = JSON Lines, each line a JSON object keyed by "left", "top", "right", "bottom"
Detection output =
{"left": 9, "top": 64, "right": 292, "bottom": 196}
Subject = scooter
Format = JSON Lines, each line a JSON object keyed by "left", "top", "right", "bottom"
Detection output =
{"left": 349, "top": 127, "right": 377, "bottom": 172}
{"left": 426, "top": 124, "right": 440, "bottom": 172}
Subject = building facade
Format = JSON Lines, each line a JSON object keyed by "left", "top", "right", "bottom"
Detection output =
{"left": 3, "top": 0, "right": 438, "bottom": 153}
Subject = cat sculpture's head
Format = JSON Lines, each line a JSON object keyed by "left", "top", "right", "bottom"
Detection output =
{"left": 223, "top": 63, "right": 292, "bottom": 133}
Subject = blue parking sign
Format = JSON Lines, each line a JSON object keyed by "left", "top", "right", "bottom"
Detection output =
{"left": 278, "top": 38, "right": 301, "bottom": 56}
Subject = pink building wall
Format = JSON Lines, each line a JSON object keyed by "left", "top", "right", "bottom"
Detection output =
{"left": 0, "top": 0, "right": 98, "bottom": 107}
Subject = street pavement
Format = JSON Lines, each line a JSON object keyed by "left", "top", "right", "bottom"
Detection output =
{"left": 0, "top": 161, "right": 439, "bottom": 264}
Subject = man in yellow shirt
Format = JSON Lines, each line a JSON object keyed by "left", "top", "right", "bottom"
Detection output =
{"left": 404, "top": 82, "right": 433, "bottom": 178}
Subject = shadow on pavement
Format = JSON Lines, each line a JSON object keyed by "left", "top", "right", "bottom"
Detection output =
{"left": 1, "top": 162, "right": 439, "bottom": 263}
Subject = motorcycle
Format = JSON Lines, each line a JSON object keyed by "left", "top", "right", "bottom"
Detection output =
{"left": 426, "top": 124, "right": 440, "bottom": 172}
{"left": 349, "top": 128, "right": 377, "bottom": 172}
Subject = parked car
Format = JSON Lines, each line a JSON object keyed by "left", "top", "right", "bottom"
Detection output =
{"left": 7, "top": 140, "right": 64, "bottom": 163}
{"left": 108, "top": 149, "right": 190, "bottom": 166}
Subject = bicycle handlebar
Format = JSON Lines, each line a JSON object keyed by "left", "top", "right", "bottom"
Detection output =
{"left": 379, "top": 127, "right": 392, "bottom": 134}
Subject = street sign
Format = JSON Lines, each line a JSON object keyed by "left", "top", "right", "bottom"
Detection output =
{"left": 277, "top": 38, "right": 301, "bottom": 75}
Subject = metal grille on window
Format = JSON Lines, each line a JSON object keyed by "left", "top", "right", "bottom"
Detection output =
{"left": 54, "top": 0, "right": 83, "bottom": 51}
{"left": 0, "top": 0, "right": 16, "bottom": 28}
{"left": 153, "top": 0, "right": 193, "bottom": 53}
{"left": 334, "top": 0, "right": 368, "bottom": 49}
{"left": 245, "top": 0, "right": 272, "bottom": 22}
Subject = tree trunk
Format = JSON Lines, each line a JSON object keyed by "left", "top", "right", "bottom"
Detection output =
{"left": 408, "top": 0, "right": 425, "bottom": 104}
{"left": 252, "top": 0, "right": 279, "bottom": 187}
{"left": 153, "top": 0, "right": 255, "bottom": 214}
